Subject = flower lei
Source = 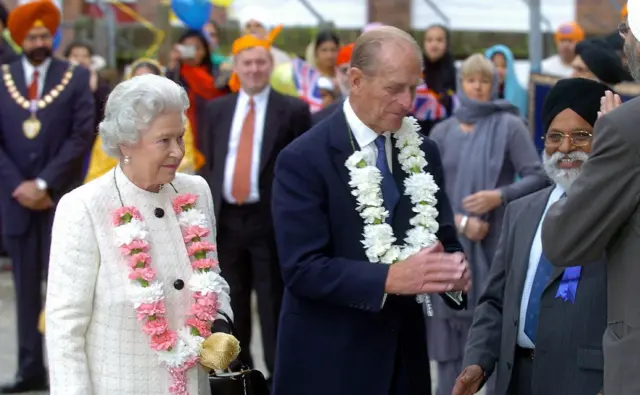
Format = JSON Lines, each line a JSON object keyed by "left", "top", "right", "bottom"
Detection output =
{"left": 345, "top": 117, "right": 440, "bottom": 314}
{"left": 113, "top": 193, "right": 223, "bottom": 395}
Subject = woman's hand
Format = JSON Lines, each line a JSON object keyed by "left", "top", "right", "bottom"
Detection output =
{"left": 464, "top": 217, "right": 489, "bottom": 241}
{"left": 462, "top": 190, "right": 503, "bottom": 215}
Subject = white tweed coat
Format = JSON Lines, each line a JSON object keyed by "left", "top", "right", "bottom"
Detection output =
{"left": 46, "top": 165, "right": 233, "bottom": 395}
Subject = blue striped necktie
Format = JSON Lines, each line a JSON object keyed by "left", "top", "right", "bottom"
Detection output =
{"left": 524, "top": 253, "right": 553, "bottom": 344}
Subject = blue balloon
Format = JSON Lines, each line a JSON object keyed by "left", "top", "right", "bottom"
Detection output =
{"left": 171, "top": 0, "right": 212, "bottom": 30}
{"left": 52, "top": 28, "right": 62, "bottom": 51}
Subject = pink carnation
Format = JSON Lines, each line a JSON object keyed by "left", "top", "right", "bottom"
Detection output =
{"left": 120, "top": 239, "right": 149, "bottom": 255}
{"left": 112, "top": 206, "right": 142, "bottom": 226}
{"left": 172, "top": 193, "right": 198, "bottom": 214}
{"left": 182, "top": 225, "right": 210, "bottom": 243}
{"left": 128, "top": 267, "right": 156, "bottom": 282}
{"left": 128, "top": 252, "right": 151, "bottom": 269}
{"left": 141, "top": 317, "right": 170, "bottom": 336}
{"left": 186, "top": 317, "right": 212, "bottom": 337}
{"left": 149, "top": 330, "right": 177, "bottom": 351}
{"left": 195, "top": 292, "right": 218, "bottom": 307}
{"left": 189, "top": 303, "right": 216, "bottom": 321}
{"left": 187, "top": 241, "right": 216, "bottom": 257}
{"left": 135, "top": 300, "right": 166, "bottom": 320}
{"left": 191, "top": 258, "right": 218, "bottom": 270}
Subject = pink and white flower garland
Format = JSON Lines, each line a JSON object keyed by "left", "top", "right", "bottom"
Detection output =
{"left": 113, "top": 193, "right": 223, "bottom": 395}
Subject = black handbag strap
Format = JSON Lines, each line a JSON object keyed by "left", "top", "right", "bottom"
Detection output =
{"left": 216, "top": 311, "right": 252, "bottom": 370}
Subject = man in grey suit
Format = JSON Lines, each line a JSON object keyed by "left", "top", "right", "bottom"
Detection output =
{"left": 454, "top": 78, "right": 609, "bottom": 395}
{"left": 542, "top": 2, "right": 640, "bottom": 393}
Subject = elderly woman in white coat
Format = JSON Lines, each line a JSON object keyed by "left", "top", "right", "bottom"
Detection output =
{"left": 45, "top": 74, "right": 234, "bottom": 395}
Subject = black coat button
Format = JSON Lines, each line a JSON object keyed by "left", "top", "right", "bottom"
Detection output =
{"left": 155, "top": 208, "right": 165, "bottom": 218}
{"left": 173, "top": 279, "right": 184, "bottom": 290}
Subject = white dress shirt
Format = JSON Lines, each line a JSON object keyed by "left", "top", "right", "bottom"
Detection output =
{"left": 22, "top": 56, "right": 51, "bottom": 98}
{"left": 517, "top": 184, "right": 566, "bottom": 348}
{"left": 541, "top": 55, "right": 574, "bottom": 79}
{"left": 343, "top": 98, "right": 392, "bottom": 170}
{"left": 223, "top": 86, "right": 270, "bottom": 204}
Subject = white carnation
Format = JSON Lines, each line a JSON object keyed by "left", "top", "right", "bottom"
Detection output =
{"left": 405, "top": 173, "right": 439, "bottom": 203}
{"left": 349, "top": 167, "right": 383, "bottom": 189}
{"left": 405, "top": 226, "right": 438, "bottom": 248}
{"left": 362, "top": 224, "right": 396, "bottom": 262}
{"left": 380, "top": 245, "right": 401, "bottom": 264}
{"left": 188, "top": 271, "right": 223, "bottom": 294}
{"left": 178, "top": 209, "right": 207, "bottom": 227}
{"left": 127, "top": 281, "right": 165, "bottom": 307}
{"left": 361, "top": 206, "right": 388, "bottom": 224}
{"left": 345, "top": 151, "right": 368, "bottom": 169}
{"left": 114, "top": 219, "right": 148, "bottom": 246}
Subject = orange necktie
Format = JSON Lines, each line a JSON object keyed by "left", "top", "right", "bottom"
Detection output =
{"left": 232, "top": 98, "right": 255, "bottom": 204}
{"left": 28, "top": 70, "right": 39, "bottom": 100}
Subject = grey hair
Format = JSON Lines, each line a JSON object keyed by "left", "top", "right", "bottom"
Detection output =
{"left": 98, "top": 74, "right": 190, "bottom": 158}
{"left": 350, "top": 26, "right": 423, "bottom": 75}
{"left": 460, "top": 53, "right": 495, "bottom": 80}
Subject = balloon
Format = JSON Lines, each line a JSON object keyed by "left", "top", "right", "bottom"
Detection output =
{"left": 171, "top": 0, "right": 212, "bottom": 30}
{"left": 52, "top": 28, "right": 62, "bottom": 51}
{"left": 270, "top": 62, "right": 298, "bottom": 98}
{"left": 211, "top": 0, "right": 233, "bottom": 7}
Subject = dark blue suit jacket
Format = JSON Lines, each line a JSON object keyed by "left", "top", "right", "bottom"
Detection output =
{"left": 271, "top": 109, "right": 464, "bottom": 395}
{"left": 0, "top": 57, "right": 95, "bottom": 236}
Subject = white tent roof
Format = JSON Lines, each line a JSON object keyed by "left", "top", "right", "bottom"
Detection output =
{"left": 229, "top": 0, "right": 576, "bottom": 32}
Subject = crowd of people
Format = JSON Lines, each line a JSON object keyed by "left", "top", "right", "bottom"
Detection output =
{"left": 0, "top": 0, "right": 638, "bottom": 394}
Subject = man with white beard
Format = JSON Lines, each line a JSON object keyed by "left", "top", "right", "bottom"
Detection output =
{"left": 452, "top": 78, "right": 609, "bottom": 395}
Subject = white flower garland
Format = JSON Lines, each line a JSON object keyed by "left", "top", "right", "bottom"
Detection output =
{"left": 345, "top": 117, "right": 440, "bottom": 312}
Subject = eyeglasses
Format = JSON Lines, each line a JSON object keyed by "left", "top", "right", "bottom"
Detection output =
{"left": 619, "top": 22, "right": 630, "bottom": 38}
{"left": 542, "top": 130, "right": 593, "bottom": 147}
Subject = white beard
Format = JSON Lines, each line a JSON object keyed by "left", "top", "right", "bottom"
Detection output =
{"left": 542, "top": 150, "right": 589, "bottom": 191}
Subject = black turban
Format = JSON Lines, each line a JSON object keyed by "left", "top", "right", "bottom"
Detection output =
{"left": 575, "top": 39, "right": 628, "bottom": 85}
{"left": 542, "top": 77, "right": 611, "bottom": 133}
{"left": 0, "top": 2, "right": 7, "bottom": 28}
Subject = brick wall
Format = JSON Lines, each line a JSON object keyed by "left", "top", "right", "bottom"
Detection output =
{"left": 367, "top": 0, "right": 411, "bottom": 31}
{"left": 576, "top": 0, "right": 624, "bottom": 35}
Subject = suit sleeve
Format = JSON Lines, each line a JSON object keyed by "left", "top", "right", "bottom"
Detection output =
{"left": 541, "top": 115, "right": 640, "bottom": 267}
{"left": 0, "top": 93, "right": 24, "bottom": 198}
{"left": 272, "top": 146, "right": 390, "bottom": 312}
{"left": 46, "top": 193, "right": 99, "bottom": 395}
{"left": 462, "top": 202, "right": 513, "bottom": 379}
{"left": 293, "top": 99, "right": 311, "bottom": 138}
{"left": 38, "top": 67, "right": 95, "bottom": 192}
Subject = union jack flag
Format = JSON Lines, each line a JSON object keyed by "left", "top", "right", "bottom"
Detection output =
{"left": 292, "top": 58, "right": 323, "bottom": 113}
{"left": 411, "top": 84, "right": 447, "bottom": 121}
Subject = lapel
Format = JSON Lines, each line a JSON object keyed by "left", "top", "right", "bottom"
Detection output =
{"left": 42, "top": 58, "right": 63, "bottom": 95}
{"left": 328, "top": 108, "right": 359, "bottom": 192}
{"left": 213, "top": 95, "right": 238, "bottom": 172}
{"left": 390, "top": 137, "right": 411, "bottom": 233}
{"left": 260, "top": 90, "right": 285, "bottom": 174}
{"left": 9, "top": 61, "right": 27, "bottom": 97}
{"left": 512, "top": 188, "right": 554, "bottom": 296}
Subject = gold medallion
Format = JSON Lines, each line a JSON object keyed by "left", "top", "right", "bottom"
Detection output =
{"left": 23, "top": 117, "right": 41, "bottom": 139}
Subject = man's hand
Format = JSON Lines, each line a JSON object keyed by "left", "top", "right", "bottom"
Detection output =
{"left": 450, "top": 252, "right": 471, "bottom": 292}
{"left": 598, "top": 90, "right": 622, "bottom": 118}
{"left": 12, "top": 181, "right": 51, "bottom": 210}
{"left": 385, "top": 242, "right": 467, "bottom": 295}
{"left": 463, "top": 190, "right": 502, "bottom": 215}
{"left": 452, "top": 365, "right": 484, "bottom": 395}
{"left": 463, "top": 217, "right": 489, "bottom": 242}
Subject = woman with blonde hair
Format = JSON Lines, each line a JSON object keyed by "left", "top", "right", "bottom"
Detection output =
{"left": 84, "top": 58, "right": 204, "bottom": 182}
{"left": 428, "top": 53, "right": 547, "bottom": 395}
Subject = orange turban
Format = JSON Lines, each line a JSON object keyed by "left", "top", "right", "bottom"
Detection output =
{"left": 336, "top": 43, "right": 355, "bottom": 67}
{"left": 554, "top": 22, "right": 585, "bottom": 43}
{"left": 228, "top": 25, "right": 283, "bottom": 92}
{"left": 8, "top": 0, "right": 60, "bottom": 46}
{"left": 622, "top": 4, "right": 628, "bottom": 21}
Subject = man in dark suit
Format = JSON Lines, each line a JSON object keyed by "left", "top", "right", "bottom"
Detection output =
{"left": 201, "top": 33, "right": 311, "bottom": 378}
{"left": 0, "top": 1, "right": 94, "bottom": 392}
{"left": 271, "top": 26, "right": 470, "bottom": 395}
{"left": 453, "top": 78, "right": 609, "bottom": 395}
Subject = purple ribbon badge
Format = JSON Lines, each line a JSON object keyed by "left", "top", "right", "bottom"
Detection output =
{"left": 555, "top": 266, "right": 582, "bottom": 303}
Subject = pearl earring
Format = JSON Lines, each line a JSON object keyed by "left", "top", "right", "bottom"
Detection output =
{"left": 123, "top": 156, "right": 131, "bottom": 164}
